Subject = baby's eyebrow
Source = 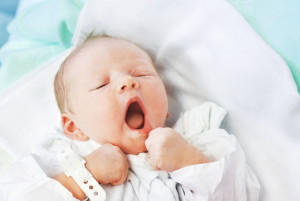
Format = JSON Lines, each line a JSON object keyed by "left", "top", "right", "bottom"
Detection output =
{"left": 130, "top": 62, "right": 153, "bottom": 70}
{"left": 129, "top": 68, "right": 140, "bottom": 73}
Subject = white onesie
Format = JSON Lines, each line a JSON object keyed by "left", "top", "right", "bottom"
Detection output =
{"left": 0, "top": 102, "right": 260, "bottom": 201}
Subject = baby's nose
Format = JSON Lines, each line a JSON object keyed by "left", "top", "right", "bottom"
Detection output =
{"left": 119, "top": 76, "right": 139, "bottom": 93}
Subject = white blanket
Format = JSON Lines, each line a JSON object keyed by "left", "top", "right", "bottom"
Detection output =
{"left": 72, "top": 1, "right": 300, "bottom": 199}
{"left": 0, "top": 0, "right": 299, "bottom": 200}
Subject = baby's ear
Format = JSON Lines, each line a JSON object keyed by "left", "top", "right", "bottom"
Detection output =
{"left": 61, "top": 113, "right": 89, "bottom": 141}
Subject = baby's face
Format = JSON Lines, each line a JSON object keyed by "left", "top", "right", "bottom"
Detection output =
{"left": 66, "top": 38, "right": 168, "bottom": 154}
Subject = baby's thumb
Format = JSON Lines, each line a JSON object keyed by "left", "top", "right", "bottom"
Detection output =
{"left": 145, "top": 132, "right": 156, "bottom": 151}
{"left": 145, "top": 128, "right": 161, "bottom": 151}
{"left": 110, "top": 170, "right": 128, "bottom": 186}
{"left": 145, "top": 137, "right": 151, "bottom": 151}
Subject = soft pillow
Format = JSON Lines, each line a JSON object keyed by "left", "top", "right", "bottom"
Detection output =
{"left": 0, "top": 49, "right": 72, "bottom": 161}
{"left": 72, "top": 0, "right": 300, "bottom": 200}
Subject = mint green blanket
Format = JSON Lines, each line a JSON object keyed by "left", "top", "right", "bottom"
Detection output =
{"left": 0, "top": 0, "right": 299, "bottom": 93}
{"left": 229, "top": 0, "right": 300, "bottom": 93}
{"left": 0, "top": 0, "right": 84, "bottom": 91}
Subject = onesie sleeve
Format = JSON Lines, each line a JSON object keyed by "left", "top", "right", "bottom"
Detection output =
{"left": 0, "top": 154, "right": 79, "bottom": 201}
{"left": 173, "top": 102, "right": 227, "bottom": 140}
{"left": 0, "top": 135, "right": 80, "bottom": 201}
{"left": 170, "top": 129, "right": 260, "bottom": 201}
{"left": 171, "top": 102, "right": 260, "bottom": 200}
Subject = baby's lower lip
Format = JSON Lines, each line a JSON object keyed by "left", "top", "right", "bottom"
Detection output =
{"left": 143, "top": 116, "right": 152, "bottom": 133}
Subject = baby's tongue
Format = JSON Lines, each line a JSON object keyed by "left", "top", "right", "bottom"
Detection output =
{"left": 126, "top": 111, "right": 144, "bottom": 129}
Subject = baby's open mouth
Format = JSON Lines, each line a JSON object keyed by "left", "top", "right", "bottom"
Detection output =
{"left": 125, "top": 101, "right": 145, "bottom": 129}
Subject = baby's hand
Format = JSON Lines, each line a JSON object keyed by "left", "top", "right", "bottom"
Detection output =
{"left": 145, "top": 127, "right": 210, "bottom": 172}
{"left": 85, "top": 143, "right": 129, "bottom": 185}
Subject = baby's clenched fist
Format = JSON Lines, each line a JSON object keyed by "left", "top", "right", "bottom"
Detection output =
{"left": 145, "top": 127, "right": 210, "bottom": 172}
{"left": 85, "top": 143, "right": 129, "bottom": 185}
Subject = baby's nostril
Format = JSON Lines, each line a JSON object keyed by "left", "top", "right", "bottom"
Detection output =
{"left": 132, "top": 83, "right": 136, "bottom": 88}
{"left": 121, "top": 85, "right": 127, "bottom": 90}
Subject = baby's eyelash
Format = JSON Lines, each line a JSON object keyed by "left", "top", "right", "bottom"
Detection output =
{"left": 95, "top": 83, "right": 108, "bottom": 89}
{"left": 135, "top": 74, "right": 146, "bottom": 77}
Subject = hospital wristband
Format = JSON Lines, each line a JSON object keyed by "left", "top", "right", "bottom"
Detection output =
{"left": 56, "top": 145, "right": 106, "bottom": 201}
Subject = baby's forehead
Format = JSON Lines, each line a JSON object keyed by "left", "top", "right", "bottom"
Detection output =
{"left": 67, "top": 37, "right": 152, "bottom": 69}
{"left": 63, "top": 37, "right": 153, "bottom": 82}
{"left": 90, "top": 37, "right": 150, "bottom": 58}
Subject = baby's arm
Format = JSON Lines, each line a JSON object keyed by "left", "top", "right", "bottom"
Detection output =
{"left": 155, "top": 129, "right": 260, "bottom": 201}
{"left": 54, "top": 144, "right": 129, "bottom": 200}
{"left": 145, "top": 127, "right": 210, "bottom": 172}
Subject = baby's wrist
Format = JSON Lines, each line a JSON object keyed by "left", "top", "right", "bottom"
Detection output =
{"left": 84, "top": 155, "right": 100, "bottom": 183}
{"left": 54, "top": 173, "right": 86, "bottom": 200}
{"left": 181, "top": 144, "right": 210, "bottom": 168}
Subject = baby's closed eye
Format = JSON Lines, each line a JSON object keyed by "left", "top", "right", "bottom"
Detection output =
{"left": 95, "top": 83, "right": 109, "bottom": 89}
{"left": 90, "top": 77, "right": 110, "bottom": 91}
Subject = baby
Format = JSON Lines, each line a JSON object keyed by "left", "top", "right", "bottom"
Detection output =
{"left": 53, "top": 36, "right": 211, "bottom": 199}
{"left": 0, "top": 36, "right": 260, "bottom": 201}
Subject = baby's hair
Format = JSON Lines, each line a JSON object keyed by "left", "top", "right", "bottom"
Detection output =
{"left": 54, "top": 50, "right": 74, "bottom": 114}
{"left": 54, "top": 59, "right": 68, "bottom": 113}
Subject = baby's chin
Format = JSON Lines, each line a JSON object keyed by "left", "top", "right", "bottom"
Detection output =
{"left": 121, "top": 143, "right": 148, "bottom": 155}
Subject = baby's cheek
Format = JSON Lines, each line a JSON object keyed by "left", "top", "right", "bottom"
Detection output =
{"left": 146, "top": 93, "right": 168, "bottom": 126}
{"left": 149, "top": 106, "right": 167, "bottom": 128}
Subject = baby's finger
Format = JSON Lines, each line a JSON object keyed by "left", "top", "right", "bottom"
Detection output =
{"left": 110, "top": 168, "right": 129, "bottom": 186}
{"left": 145, "top": 127, "right": 162, "bottom": 150}
{"left": 145, "top": 137, "right": 152, "bottom": 151}
{"left": 149, "top": 156, "right": 159, "bottom": 170}
{"left": 110, "top": 178, "right": 122, "bottom": 186}
{"left": 148, "top": 127, "right": 164, "bottom": 137}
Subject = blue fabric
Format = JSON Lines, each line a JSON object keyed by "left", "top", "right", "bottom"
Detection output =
{"left": 228, "top": 0, "right": 300, "bottom": 92}
{"left": 0, "top": 0, "right": 20, "bottom": 48}
{"left": 0, "top": 12, "right": 12, "bottom": 47}
{"left": 0, "top": 0, "right": 20, "bottom": 14}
